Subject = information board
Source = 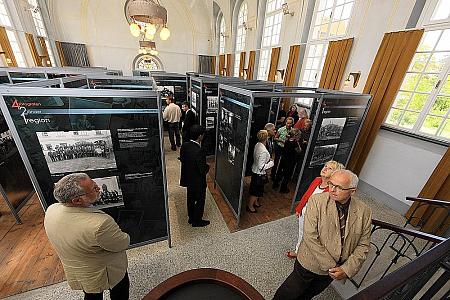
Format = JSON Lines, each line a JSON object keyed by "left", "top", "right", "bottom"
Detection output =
{"left": 0, "top": 88, "right": 169, "bottom": 246}
{"left": 215, "top": 87, "right": 251, "bottom": 217}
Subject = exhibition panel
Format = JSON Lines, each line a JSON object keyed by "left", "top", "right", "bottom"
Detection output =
{"left": 291, "top": 91, "right": 372, "bottom": 211}
{"left": 87, "top": 75, "right": 154, "bottom": 90}
{"left": 152, "top": 72, "right": 187, "bottom": 106}
{"left": 0, "top": 88, "right": 170, "bottom": 247}
{"left": 0, "top": 109, "right": 35, "bottom": 224}
{"left": 215, "top": 85, "right": 253, "bottom": 221}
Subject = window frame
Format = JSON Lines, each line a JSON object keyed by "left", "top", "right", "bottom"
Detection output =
{"left": 257, "top": 0, "right": 284, "bottom": 80}
{"left": 383, "top": 12, "right": 450, "bottom": 143}
{"left": 133, "top": 54, "right": 163, "bottom": 71}
{"left": 219, "top": 16, "right": 226, "bottom": 55}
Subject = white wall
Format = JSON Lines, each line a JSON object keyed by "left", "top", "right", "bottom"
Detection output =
{"left": 46, "top": 0, "right": 214, "bottom": 75}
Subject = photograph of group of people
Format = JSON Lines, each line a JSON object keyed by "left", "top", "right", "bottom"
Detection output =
{"left": 0, "top": 129, "right": 14, "bottom": 159}
{"left": 91, "top": 176, "right": 124, "bottom": 209}
{"left": 37, "top": 129, "right": 117, "bottom": 175}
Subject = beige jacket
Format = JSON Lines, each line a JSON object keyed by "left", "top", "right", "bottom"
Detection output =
{"left": 44, "top": 203, "right": 130, "bottom": 293}
{"left": 297, "top": 192, "right": 372, "bottom": 279}
{"left": 163, "top": 102, "right": 181, "bottom": 123}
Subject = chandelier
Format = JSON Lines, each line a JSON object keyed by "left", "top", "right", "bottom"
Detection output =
{"left": 125, "top": 0, "right": 171, "bottom": 41}
{"left": 139, "top": 40, "right": 159, "bottom": 55}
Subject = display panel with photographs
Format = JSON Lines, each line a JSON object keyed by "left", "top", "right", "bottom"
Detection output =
{"left": 293, "top": 93, "right": 371, "bottom": 207}
{"left": 215, "top": 87, "right": 251, "bottom": 216}
{"left": 0, "top": 90, "right": 168, "bottom": 246}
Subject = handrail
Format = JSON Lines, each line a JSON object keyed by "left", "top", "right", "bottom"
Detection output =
{"left": 372, "top": 219, "right": 446, "bottom": 244}
{"left": 348, "top": 238, "right": 450, "bottom": 300}
{"left": 405, "top": 197, "right": 450, "bottom": 206}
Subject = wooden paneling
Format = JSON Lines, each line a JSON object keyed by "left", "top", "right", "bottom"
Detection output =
{"left": 0, "top": 26, "right": 17, "bottom": 67}
{"left": 283, "top": 45, "right": 301, "bottom": 86}
{"left": 247, "top": 51, "right": 256, "bottom": 80}
{"left": 226, "top": 53, "right": 232, "bottom": 76}
{"left": 239, "top": 52, "right": 246, "bottom": 78}
{"left": 55, "top": 41, "right": 66, "bottom": 67}
{"left": 267, "top": 47, "right": 281, "bottom": 82}
{"left": 25, "top": 33, "right": 42, "bottom": 67}
{"left": 319, "top": 38, "right": 353, "bottom": 90}
{"left": 37, "top": 36, "right": 51, "bottom": 67}
{"left": 218, "top": 54, "right": 226, "bottom": 76}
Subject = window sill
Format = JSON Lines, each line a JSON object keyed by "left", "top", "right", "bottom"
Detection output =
{"left": 380, "top": 125, "right": 449, "bottom": 147}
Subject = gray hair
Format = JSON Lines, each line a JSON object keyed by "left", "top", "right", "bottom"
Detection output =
{"left": 53, "top": 173, "right": 90, "bottom": 203}
{"left": 264, "top": 123, "right": 275, "bottom": 130}
{"left": 331, "top": 169, "right": 359, "bottom": 188}
{"left": 298, "top": 107, "right": 308, "bottom": 118}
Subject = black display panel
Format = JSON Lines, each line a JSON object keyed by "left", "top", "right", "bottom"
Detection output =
{"left": 215, "top": 88, "right": 251, "bottom": 216}
{"left": 0, "top": 111, "right": 34, "bottom": 214}
{"left": 0, "top": 90, "right": 168, "bottom": 246}
{"left": 88, "top": 78, "right": 153, "bottom": 90}
{"left": 153, "top": 77, "right": 187, "bottom": 106}
{"left": 293, "top": 94, "right": 371, "bottom": 204}
{"left": 191, "top": 83, "right": 201, "bottom": 118}
{"left": 9, "top": 72, "right": 47, "bottom": 84}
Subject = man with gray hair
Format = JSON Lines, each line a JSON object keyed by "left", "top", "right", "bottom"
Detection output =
{"left": 44, "top": 173, "right": 130, "bottom": 300}
{"left": 274, "top": 169, "right": 372, "bottom": 300}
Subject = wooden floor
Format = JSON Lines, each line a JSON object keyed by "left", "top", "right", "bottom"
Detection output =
{"left": 206, "top": 158, "right": 296, "bottom": 233}
{"left": 0, "top": 193, "right": 65, "bottom": 299}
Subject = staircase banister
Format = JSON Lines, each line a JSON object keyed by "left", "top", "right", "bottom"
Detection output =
{"left": 372, "top": 219, "right": 446, "bottom": 244}
{"left": 405, "top": 197, "right": 450, "bottom": 206}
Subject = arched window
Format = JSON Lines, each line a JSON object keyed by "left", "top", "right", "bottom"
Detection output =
{"left": 133, "top": 54, "right": 163, "bottom": 71}
{"left": 219, "top": 17, "right": 226, "bottom": 54}
{"left": 234, "top": 2, "right": 248, "bottom": 77}
{"left": 258, "top": 0, "right": 284, "bottom": 80}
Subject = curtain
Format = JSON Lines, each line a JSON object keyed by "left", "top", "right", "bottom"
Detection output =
{"left": 37, "top": 36, "right": 51, "bottom": 66}
{"left": 55, "top": 40, "right": 66, "bottom": 66}
{"left": 56, "top": 41, "right": 90, "bottom": 67}
{"left": 226, "top": 53, "right": 232, "bottom": 76}
{"left": 267, "top": 47, "right": 281, "bottom": 82}
{"left": 247, "top": 50, "right": 256, "bottom": 79}
{"left": 239, "top": 52, "right": 246, "bottom": 78}
{"left": 405, "top": 147, "right": 450, "bottom": 235}
{"left": 319, "top": 38, "right": 353, "bottom": 89}
{"left": 198, "top": 55, "right": 215, "bottom": 74}
{"left": 347, "top": 29, "right": 424, "bottom": 175}
{"left": 25, "top": 33, "right": 42, "bottom": 66}
{"left": 283, "top": 45, "right": 302, "bottom": 86}
{"left": 0, "top": 26, "right": 17, "bottom": 67}
{"left": 218, "top": 54, "right": 225, "bottom": 76}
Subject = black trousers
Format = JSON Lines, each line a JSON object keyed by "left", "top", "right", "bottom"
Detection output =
{"left": 84, "top": 272, "right": 129, "bottom": 300}
{"left": 272, "top": 144, "right": 283, "bottom": 179}
{"left": 187, "top": 186, "right": 206, "bottom": 223}
{"left": 273, "top": 260, "right": 332, "bottom": 300}
{"left": 274, "top": 157, "right": 296, "bottom": 189}
{"left": 168, "top": 122, "right": 181, "bottom": 148}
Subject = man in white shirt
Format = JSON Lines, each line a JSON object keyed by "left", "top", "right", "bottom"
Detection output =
{"left": 162, "top": 92, "right": 182, "bottom": 151}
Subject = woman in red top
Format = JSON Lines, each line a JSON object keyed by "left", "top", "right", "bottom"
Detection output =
{"left": 286, "top": 160, "right": 344, "bottom": 258}
{"left": 286, "top": 105, "right": 299, "bottom": 124}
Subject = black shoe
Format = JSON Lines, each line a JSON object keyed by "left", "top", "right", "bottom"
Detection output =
{"left": 279, "top": 188, "right": 290, "bottom": 194}
{"left": 246, "top": 206, "right": 257, "bottom": 213}
{"left": 192, "top": 220, "right": 210, "bottom": 227}
{"left": 272, "top": 183, "right": 280, "bottom": 190}
{"left": 188, "top": 219, "right": 192, "bottom": 224}
{"left": 171, "top": 146, "right": 177, "bottom": 151}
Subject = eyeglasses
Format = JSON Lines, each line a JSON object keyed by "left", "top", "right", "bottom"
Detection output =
{"left": 327, "top": 181, "right": 355, "bottom": 192}
{"left": 74, "top": 184, "right": 100, "bottom": 198}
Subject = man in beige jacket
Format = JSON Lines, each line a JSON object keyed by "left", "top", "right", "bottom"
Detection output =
{"left": 273, "top": 170, "right": 372, "bottom": 300}
{"left": 44, "top": 173, "right": 130, "bottom": 300}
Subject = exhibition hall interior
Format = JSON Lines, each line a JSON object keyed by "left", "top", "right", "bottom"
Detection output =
{"left": 0, "top": 0, "right": 449, "bottom": 299}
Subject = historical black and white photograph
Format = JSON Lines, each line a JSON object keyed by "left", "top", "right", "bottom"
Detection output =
{"left": 37, "top": 130, "right": 117, "bottom": 174}
{"left": 228, "top": 143, "right": 236, "bottom": 165}
{"left": 220, "top": 108, "right": 234, "bottom": 135}
{"left": 206, "top": 116, "right": 215, "bottom": 129}
{"left": 191, "top": 91, "right": 197, "bottom": 109}
{"left": 207, "top": 96, "right": 218, "bottom": 111}
{"left": 317, "top": 117, "right": 346, "bottom": 141}
{"left": 310, "top": 144, "right": 338, "bottom": 167}
{"left": 218, "top": 133, "right": 224, "bottom": 151}
{"left": 92, "top": 176, "right": 124, "bottom": 209}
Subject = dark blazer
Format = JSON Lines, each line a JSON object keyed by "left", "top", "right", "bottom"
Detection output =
{"left": 182, "top": 110, "right": 196, "bottom": 134}
{"left": 180, "top": 140, "right": 209, "bottom": 189}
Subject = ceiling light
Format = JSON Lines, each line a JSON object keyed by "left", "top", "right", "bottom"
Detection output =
{"left": 160, "top": 27, "right": 170, "bottom": 40}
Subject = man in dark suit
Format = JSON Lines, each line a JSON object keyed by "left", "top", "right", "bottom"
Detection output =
{"left": 179, "top": 125, "right": 210, "bottom": 227}
{"left": 181, "top": 101, "right": 196, "bottom": 144}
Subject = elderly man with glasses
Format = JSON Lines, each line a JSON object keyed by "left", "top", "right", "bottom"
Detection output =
{"left": 273, "top": 169, "right": 372, "bottom": 300}
{"left": 44, "top": 173, "right": 130, "bottom": 300}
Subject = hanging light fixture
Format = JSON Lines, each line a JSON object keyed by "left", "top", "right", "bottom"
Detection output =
{"left": 139, "top": 40, "right": 158, "bottom": 56}
{"left": 125, "top": 0, "right": 170, "bottom": 41}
